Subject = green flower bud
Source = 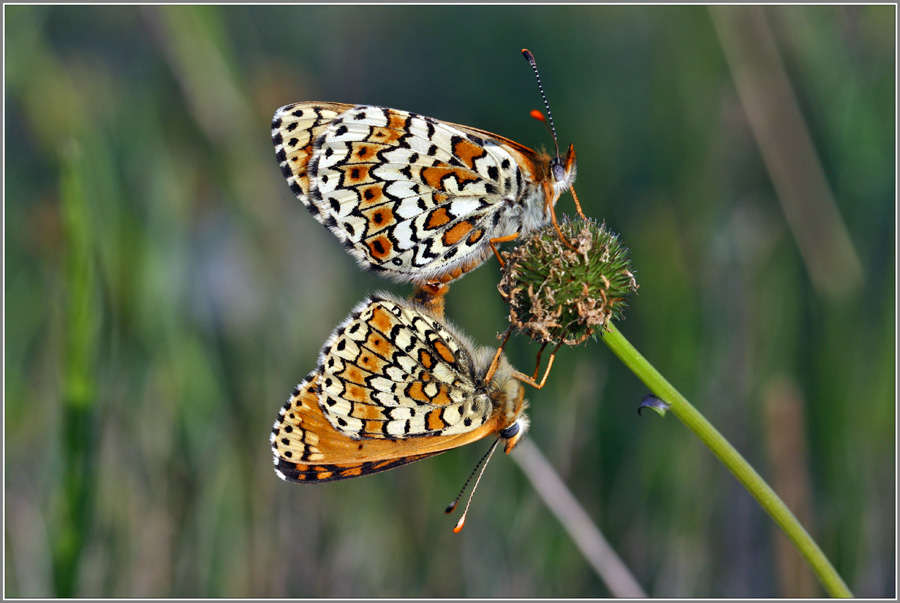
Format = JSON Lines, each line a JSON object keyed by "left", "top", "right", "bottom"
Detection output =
{"left": 498, "top": 217, "right": 638, "bottom": 346}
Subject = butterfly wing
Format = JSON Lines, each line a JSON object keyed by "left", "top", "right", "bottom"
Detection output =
{"left": 272, "top": 103, "right": 551, "bottom": 285}
{"left": 270, "top": 294, "right": 514, "bottom": 483}
{"left": 271, "top": 373, "right": 446, "bottom": 482}
{"left": 271, "top": 102, "right": 355, "bottom": 220}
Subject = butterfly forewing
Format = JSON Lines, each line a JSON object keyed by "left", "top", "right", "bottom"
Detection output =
{"left": 272, "top": 102, "right": 562, "bottom": 286}
{"left": 272, "top": 102, "right": 350, "bottom": 214}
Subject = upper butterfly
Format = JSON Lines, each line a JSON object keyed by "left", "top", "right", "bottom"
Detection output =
{"left": 271, "top": 101, "right": 576, "bottom": 289}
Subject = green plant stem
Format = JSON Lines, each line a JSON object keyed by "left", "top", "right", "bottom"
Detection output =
{"left": 601, "top": 323, "right": 852, "bottom": 598}
{"left": 54, "top": 143, "right": 98, "bottom": 597}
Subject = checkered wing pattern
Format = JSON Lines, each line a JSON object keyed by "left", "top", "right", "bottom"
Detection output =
{"left": 272, "top": 103, "right": 560, "bottom": 286}
{"left": 270, "top": 294, "right": 528, "bottom": 482}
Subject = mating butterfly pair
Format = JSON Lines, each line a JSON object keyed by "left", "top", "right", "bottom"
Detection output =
{"left": 270, "top": 50, "right": 580, "bottom": 526}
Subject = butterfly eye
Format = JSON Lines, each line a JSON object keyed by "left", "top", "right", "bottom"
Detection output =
{"left": 500, "top": 421, "right": 520, "bottom": 439}
{"left": 551, "top": 162, "right": 566, "bottom": 183}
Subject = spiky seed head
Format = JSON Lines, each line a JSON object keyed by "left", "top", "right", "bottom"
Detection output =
{"left": 498, "top": 217, "right": 638, "bottom": 346}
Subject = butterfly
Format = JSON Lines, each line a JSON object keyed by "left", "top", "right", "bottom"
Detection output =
{"left": 270, "top": 50, "right": 582, "bottom": 297}
{"left": 271, "top": 293, "right": 529, "bottom": 529}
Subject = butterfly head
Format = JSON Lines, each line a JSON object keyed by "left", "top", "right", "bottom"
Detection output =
{"left": 549, "top": 143, "right": 577, "bottom": 202}
{"left": 484, "top": 351, "right": 530, "bottom": 454}
{"left": 500, "top": 414, "right": 530, "bottom": 454}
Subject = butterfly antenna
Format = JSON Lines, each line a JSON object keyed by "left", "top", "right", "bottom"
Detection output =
{"left": 522, "top": 48, "right": 560, "bottom": 158}
{"left": 445, "top": 437, "right": 502, "bottom": 533}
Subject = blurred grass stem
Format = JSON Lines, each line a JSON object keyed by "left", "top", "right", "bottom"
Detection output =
{"left": 512, "top": 440, "right": 647, "bottom": 598}
{"left": 602, "top": 323, "right": 852, "bottom": 598}
{"left": 710, "top": 6, "right": 863, "bottom": 301}
{"left": 53, "top": 143, "right": 99, "bottom": 596}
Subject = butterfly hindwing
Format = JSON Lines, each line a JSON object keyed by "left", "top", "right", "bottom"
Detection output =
{"left": 271, "top": 373, "right": 446, "bottom": 482}
{"left": 270, "top": 294, "right": 529, "bottom": 483}
{"left": 317, "top": 294, "right": 492, "bottom": 440}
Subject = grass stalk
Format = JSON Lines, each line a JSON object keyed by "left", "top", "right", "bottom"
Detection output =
{"left": 53, "top": 143, "right": 99, "bottom": 597}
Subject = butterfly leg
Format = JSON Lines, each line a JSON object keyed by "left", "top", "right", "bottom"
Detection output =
{"left": 513, "top": 341, "right": 563, "bottom": 389}
{"left": 484, "top": 326, "right": 514, "bottom": 384}
{"left": 569, "top": 185, "right": 588, "bottom": 220}
{"left": 542, "top": 182, "right": 580, "bottom": 253}
{"left": 412, "top": 282, "right": 450, "bottom": 319}
{"left": 550, "top": 201, "right": 580, "bottom": 253}
{"left": 529, "top": 341, "right": 550, "bottom": 381}
{"left": 489, "top": 233, "right": 520, "bottom": 268}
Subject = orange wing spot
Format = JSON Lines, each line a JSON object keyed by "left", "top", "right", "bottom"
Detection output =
{"left": 362, "top": 205, "right": 396, "bottom": 235}
{"left": 422, "top": 166, "right": 479, "bottom": 190}
{"left": 406, "top": 381, "right": 431, "bottom": 403}
{"left": 351, "top": 403, "right": 386, "bottom": 421}
{"left": 467, "top": 229, "right": 484, "bottom": 245}
{"left": 387, "top": 113, "right": 408, "bottom": 131}
{"left": 364, "top": 420, "right": 383, "bottom": 435}
{"left": 288, "top": 142, "right": 313, "bottom": 170}
{"left": 358, "top": 352, "right": 385, "bottom": 372}
{"left": 358, "top": 183, "right": 385, "bottom": 208}
{"left": 366, "top": 235, "right": 393, "bottom": 260}
{"left": 367, "top": 126, "right": 404, "bottom": 144}
{"left": 433, "top": 340, "right": 456, "bottom": 364}
{"left": 433, "top": 192, "right": 449, "bottom": 204}
{"left": 453, "top": 137, "right": 487, "bottom": 169}
{"left": 419, "top": 349, "right": 434, "bottom": 369}
{"left": 344, "top": 383, "right": 371, "bottom": 404}
{"left": 369, "top": 305, "right": 395, "bottom": 333}
{"left": 347, "top": 142, "right": 383, "bottom": 163}
{"left": 426, "top": 408, "right": 446, "bottom": 431}
{"left": 364, "top": 331, "right": 391, "bottom": 355}
{"left": 339, "top": 365, "right": 367, "bottom": 385}
{"left": 425, "top": 207, "right": 451, "bottom": 230}
{"left": 315, "top": 470, "right": 334, "bottom": 480}
{"left": 340, "top": 467, "right": 363, "bottom": 478}
{"left": 431, "top": 384, "right": 452, "bottom": 406}
{"left": 442, "top": 220, "right": 475, "bottom": 246}
{"left": 341, "top": 163, "right": 373, "bottom": 185}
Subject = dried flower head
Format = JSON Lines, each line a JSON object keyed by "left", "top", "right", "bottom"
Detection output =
{"left": 498, "top": 217, "right": 638, "bottom": 346}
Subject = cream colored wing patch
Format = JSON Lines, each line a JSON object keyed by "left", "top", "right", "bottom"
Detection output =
{"left": 317, "top": 294, "right": 493, "bottom": 439}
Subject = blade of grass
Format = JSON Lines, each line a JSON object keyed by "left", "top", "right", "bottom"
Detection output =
{"left": 53, "top": 142, "right": 99, "bottom": 596}
{"left": 710, "top": 5, "right": 863, "bottom": 302}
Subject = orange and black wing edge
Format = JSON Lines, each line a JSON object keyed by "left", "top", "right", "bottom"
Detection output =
{"left": 275, "top": 452, "right": 444, "bottom": 483}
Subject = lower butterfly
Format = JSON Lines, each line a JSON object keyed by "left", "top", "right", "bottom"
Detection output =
{"left": 270, "top": 293, "right": 529, "bottom": 530}
{"left": 271, "top": 50, "right": 583, "bottom": 298}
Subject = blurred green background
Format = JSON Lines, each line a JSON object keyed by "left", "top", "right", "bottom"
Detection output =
{"left": 5, "top": 5, "right": 895, "bottom": 598}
